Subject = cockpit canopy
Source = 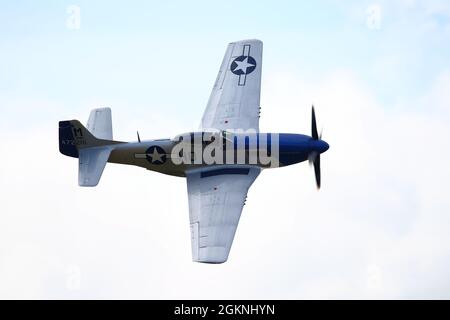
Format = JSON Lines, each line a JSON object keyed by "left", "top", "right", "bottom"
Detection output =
{"left": 172, "top": 131, "right": 234, "bottom": 145}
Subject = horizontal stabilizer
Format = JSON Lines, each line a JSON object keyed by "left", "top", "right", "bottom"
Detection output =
{"left": 87, "top": 108, "right": 113, "bottom": 140}
{"left": 78, "top": 147, "right": 111, "bottom": 187}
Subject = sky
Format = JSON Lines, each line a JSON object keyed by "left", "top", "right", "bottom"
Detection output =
{"left": 1, "top": 0, "right": 450, "bottom": 299}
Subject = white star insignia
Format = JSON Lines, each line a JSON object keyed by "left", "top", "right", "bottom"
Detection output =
{"left": 149, "top": 148, "right": 164, "bottom": 163}
{"left": 233, "top": 57, "right": 255, "bottom": 74}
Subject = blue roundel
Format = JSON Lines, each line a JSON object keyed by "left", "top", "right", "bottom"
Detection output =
{"left": 145, "top": 145, "right": 166, "bottom": 164}
{"left": 230, "top": 55, "right": 257, "bottom": 75}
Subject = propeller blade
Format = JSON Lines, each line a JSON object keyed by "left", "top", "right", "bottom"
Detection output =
{"left": 137, "top": 131, "right": 141, "bottom": 143}
{"left": 308, "top": 151, "right": 318, "bottom": 166}
{"left": 314, "top": 154, "right": 321, "bottom": 189}
{"left": 312, "top": 106, "right": 319, "bottom": 140}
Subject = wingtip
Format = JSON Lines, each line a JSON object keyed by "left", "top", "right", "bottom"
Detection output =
{"left": 194, "top": 259, "right": 227, "bottom": 264}
{"left": 230, "top": 39, "right": 263, "bottom": 45}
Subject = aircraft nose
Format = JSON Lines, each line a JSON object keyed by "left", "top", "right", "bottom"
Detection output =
{"left": 316, "top": 140, "right": 329, "bottom": 153}
{"left": 321, "top": 140, "right": 329, "bottom": 153}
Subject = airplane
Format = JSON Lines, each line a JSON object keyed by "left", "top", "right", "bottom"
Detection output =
{"left": 59, "top": 39, "right": 329, "bottom": 264}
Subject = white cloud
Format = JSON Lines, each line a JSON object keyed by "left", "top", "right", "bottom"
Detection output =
{"left": 1, "top": 67, "right": 450, "bottom": 298}
{"left": 260, "top": 68, "right": 450, "bottom": 298}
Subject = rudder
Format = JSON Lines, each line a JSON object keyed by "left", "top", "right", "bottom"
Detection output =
{"left": 59, "top": 120, "right": 104, "bottom": 158}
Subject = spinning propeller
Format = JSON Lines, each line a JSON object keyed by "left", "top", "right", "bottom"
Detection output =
{"left": 309, "top": 106, "right": 326, "bottom": 189}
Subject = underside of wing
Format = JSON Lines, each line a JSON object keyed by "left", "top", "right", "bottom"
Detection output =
{"left": 186, "top": 165, "right": 261, "bottom": 263}
{"left": 201, "top": 39, "right": 263, "bottom": 132}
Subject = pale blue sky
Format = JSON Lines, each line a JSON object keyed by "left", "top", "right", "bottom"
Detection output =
{"left": 1, "top": 0, "right": 449, "bottom": 125}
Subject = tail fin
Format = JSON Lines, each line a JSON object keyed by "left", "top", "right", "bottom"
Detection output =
{"left": 59, "top": 108, "right": 123, "bottom": 187}
{"left": 59, "top": 119, "right": 107, "bottom": 157}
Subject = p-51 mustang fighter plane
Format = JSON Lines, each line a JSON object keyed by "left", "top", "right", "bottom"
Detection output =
{"left": 59, "top": 39, "right": 329, "bottom": 263}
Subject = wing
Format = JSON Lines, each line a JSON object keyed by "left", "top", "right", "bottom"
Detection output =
{"left": 201, "top": 39, "right": 262, "bottom": 132}
{"left": 186, "top": 165, "right": 261, "bottom": 263}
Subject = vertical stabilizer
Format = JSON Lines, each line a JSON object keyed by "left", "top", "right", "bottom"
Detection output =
{"left": 59, "top": 108, "right": 123, "bottom": 187}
